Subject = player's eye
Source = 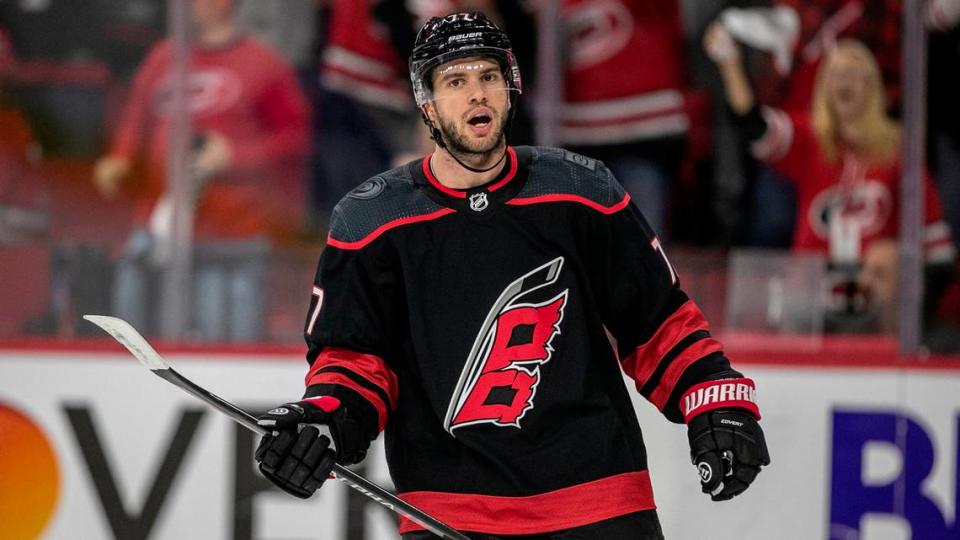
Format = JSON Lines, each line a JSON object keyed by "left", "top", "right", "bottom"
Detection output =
{"left": 481, "top": 72, "right": 500, "bottom": 83}
{"left": 447, "top": 77, "right": 465, "bottom": 88}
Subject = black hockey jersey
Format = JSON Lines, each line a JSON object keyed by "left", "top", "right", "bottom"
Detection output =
{"left": 302, "top": 146, "right": 743, "bottom": 535}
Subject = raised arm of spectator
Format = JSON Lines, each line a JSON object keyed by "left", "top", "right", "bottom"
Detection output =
{"left": 703, "top": 22, "right": 806, "bottom": 176}
{"left": 928, "top": 0, "right": 960, "bottom": 31}
{"left": 93, "top": 42, "right": 168, "bottom": 198}
{"left": 704, "top": 23, "right": 755, "bottom": 116}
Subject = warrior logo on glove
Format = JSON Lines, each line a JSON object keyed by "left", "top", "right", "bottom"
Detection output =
{"left": 445, "top": 258, "right": 567, "bottom": 433}
{"left": 683, "top": 379, "right": 771, "bottom": 502}
{"left": 698, "top": 461, "right": 714, "bottom": 483}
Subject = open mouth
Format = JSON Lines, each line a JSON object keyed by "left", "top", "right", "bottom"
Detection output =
{"left": 467, "top": 113, "right": 492, "bottom": 127}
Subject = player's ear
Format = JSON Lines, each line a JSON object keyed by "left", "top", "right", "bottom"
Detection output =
{"left": 423, "top": 102, "right": 438, "bottom": 124}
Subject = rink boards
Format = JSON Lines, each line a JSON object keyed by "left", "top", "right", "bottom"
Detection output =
{"left": 1, "top": 346, "right": 959, "bottom": 540}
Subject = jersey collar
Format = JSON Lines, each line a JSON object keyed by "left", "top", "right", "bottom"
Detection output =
{"left": 420, "top": 146, "right": 519, "bottom": 199}
{"left": 413, "top": 146, "right": 526, "bottom": 215}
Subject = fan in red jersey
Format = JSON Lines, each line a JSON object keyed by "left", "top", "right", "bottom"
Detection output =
{"left": 92, "top": 0, "right": 310, "bottom": 341}
{"left": 706, "top": 23, "right": 956, "bottom": 332}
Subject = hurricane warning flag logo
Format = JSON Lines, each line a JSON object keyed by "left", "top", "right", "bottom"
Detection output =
{"left": 444, "top": 258, "right": 567, "bottom": 433}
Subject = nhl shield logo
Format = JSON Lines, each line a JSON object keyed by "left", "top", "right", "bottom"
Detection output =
{"left": 469, "top": 192, "right": 489, "bottom": 212}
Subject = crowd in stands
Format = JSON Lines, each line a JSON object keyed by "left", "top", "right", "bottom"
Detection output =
{"left": 0, "top": 0, "right": 958, "bottom": 349}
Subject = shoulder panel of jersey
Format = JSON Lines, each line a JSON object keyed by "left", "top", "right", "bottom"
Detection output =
{"left": 509, "top": 146, "right": 631, "bottom": 214}
{"left": 326, "top": 163, "right": 454, "bottom": 250}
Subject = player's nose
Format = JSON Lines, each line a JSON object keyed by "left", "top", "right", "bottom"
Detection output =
{"left": 466, "top": 79, "right": 488, "bottom": 103}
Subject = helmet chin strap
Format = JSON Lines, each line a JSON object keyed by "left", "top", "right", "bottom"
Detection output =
{"left": 423, "top": 108, "right": 508, "bottom": 175}
{"left": 443, "top": 144, "right": 507, "bottom": 174}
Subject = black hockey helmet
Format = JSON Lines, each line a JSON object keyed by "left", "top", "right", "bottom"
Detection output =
{"left": 409, "top": 12, "right": 522, "bottom": 107}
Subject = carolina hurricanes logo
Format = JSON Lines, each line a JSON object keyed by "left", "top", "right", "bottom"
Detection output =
{"left": 563, "top": 0, "right": 634, "bottom": 69}
{"left": 444, "top": 258, "right": 568, "bottom": 433}
{"left": 808, "top": 181, "right": 893, "bottom": 240}
{"left": 153, "top": 68, "right": 242, "bottom": 116}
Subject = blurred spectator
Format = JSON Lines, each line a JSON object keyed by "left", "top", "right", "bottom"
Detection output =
{"left": 928, "top": 0, "right": 960, "bottom": 253}
{"left": 0, "top": 24, "right": 47, "bottom": 245}
{"left": 236, "top": 0, "right": 316, "bottom": 69}
{"left": 0, "top": 24, "right": 13, "bottom": 76}
{"left": 556, "top": 0, "right": 691, "bottom": 238}
{"left": 96, "top": 0, "right": 168, "bottom": 80}
{"left": 928, "top": 0, "right": 960, "bottom": 30}
{"left": 0, "top": 2, "right": 112, "bottom": 158}
{"left": 706, "top": 25, "right": 957, "bottom": 331}
{"left": 708, "top": 5, "right": 800, "bottom": 247}
{"left": 312, "top": 0, "right": 422, "bottom": 212}
{"left": 0, "top": 0, "right": 102, "bottom": 63}
{"left": 768, "top": 0, "right": 902, "bottom": 114}
{"left": 927, "top": 2, "right": 960, "bottom": 352}
{"left": 681, "top": 0, "right": 773, "bottom": 246}
{"left": 854, "top": 238, "right": 898, "bottom": 333}
{"left": 715, "top": 2, "right": 904, "bottom": 248}
{"left": 93, "top": 0, "right": 310, "bottom": 341}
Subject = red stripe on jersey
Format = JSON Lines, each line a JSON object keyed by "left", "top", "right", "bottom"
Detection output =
{"left": 397, "top": 471, "right": 655, "bottom": 535}
{"left": 648, "top": 337, "right": 724, "bottom": 411}
{"left": 422, "top": 155, "right": 463, "bottom": 198}
{"left": 326, "top": 208, "right": 455, "bottom": 250}
{"left": 560, "top": 105, "right": 686, "bottom": 128}
{"left": 926, "top": 236, "right": 953, "bottom": 249}
{"left": 423, "top": 147, "right": 519, "bottom": 198}
{"left": 307, "top": 347, "right": 399, "bottom": 406}
{"left": 306, "top": 371, "right": 391, "bottom": 432}
{"left": 487, "top": 146, "right": 519, "bottom": 192}
{"left": 507, "top": 193, "right": 631, "bottom": 214}
{"left": 622, "top": 300, "right": 710, "bottom": 388}
{"left": 322, "top": 63, "right": 408, "bottom": 94}
{"left": 305, "top": 347, "right": 398, "bottom": 431}
{"left": 751, "top": 107, "right": 793, "bottom": 162}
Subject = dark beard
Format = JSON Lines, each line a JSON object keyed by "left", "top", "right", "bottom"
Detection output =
{"left": 437, "top": 109, "right": 507, "bottom": 162}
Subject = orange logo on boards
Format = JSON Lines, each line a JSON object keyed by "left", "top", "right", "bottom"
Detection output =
{"left": 0, "top": 403, "right": 59, "bottom": 539}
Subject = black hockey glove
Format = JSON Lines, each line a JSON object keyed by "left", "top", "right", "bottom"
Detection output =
{"left": 255, "top": 395, "right": 371, "bottom": 499}
{"left": 681, "top": 378, "right": 769, "bottom": 501}
{"left": 687, "top": 409, "right": 770, "bottom": 501}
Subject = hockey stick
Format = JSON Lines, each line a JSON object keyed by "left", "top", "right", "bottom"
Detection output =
{"left": 83, "top": 315, "right": 469, "bottom": 540}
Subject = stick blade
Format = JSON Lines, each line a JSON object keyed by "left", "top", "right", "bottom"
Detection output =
{"left": 83, "top": 315, "right": 169, "bottom": 371}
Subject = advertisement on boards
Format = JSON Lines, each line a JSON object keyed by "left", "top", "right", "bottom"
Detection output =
{"left": 1, "top": 350, "right": 959, "bottom": 539}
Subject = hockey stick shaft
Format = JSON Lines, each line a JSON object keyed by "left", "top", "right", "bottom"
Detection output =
{"left": 83, "top": 315, "right": 468, "bottom": 540}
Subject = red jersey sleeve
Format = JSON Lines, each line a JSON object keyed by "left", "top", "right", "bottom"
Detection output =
{"left": 110, "top": 42, "right": 169, "bottom": 159}
{"left": 750, "top": 106, "right": 817, "bottom": 183}
{"left": 302, "top": 209, "right": 404, "bottom": 436}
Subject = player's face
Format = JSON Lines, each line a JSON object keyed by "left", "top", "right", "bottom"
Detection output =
{"left": 192, "top": 0, "right": 234, "bottom": 30}
{"left": 427, "top": 57, "right": 510, "bottom": 156}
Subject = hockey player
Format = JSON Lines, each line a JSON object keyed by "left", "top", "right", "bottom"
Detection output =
{"left": 256, "top": 12, "right": 770, "bottom": 539}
